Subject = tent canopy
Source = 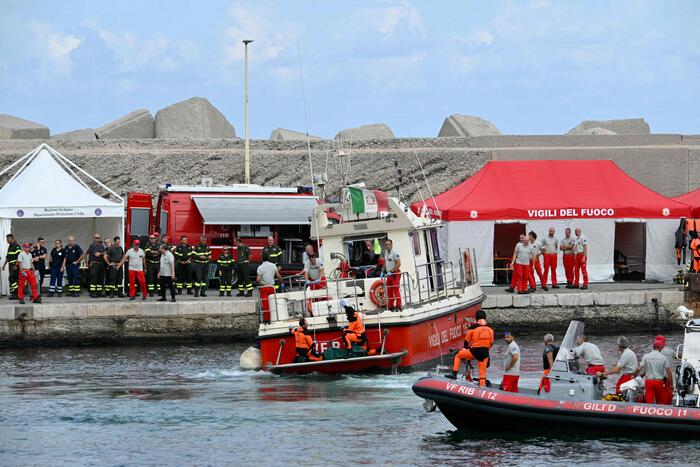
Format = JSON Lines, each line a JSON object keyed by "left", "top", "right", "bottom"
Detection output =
{"left": 413, "top": 160, "right": 691, "bottom": 221}
{"left": 0, "top": 145, "right": 122, "bottom": 218}
{"left": 673, "top": 188, "right": 700, "bottom": 218}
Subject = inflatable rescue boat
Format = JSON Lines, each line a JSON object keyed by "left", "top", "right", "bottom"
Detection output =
{"left": 413, "top": 320, "right": 700, "bottom": 436}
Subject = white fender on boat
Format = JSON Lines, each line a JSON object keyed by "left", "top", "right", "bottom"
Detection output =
{"left": 239, "top": 346, "right": 263, "bottom": 370}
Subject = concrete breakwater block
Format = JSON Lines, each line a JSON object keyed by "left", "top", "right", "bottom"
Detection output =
{"left": 568, "top": 118, "right": 650, "bottom": 135}
{"left": 52, "top": 128, "right": 97, "bottom": 141}
{"left": 438, "top": 114, "right": 501, "bottom": 137}
{"left": 335, "top": 123, "right": 394, "bottom": 141}
{"left": 582, "top": 127, "right": 617, "bottom": 135}
{"left": 155, "top": 97, "right": 235, "bottom": 139}
{"left": 96, "top": 109, "right": 155, "bottom": 139}
{"left": 270, "top": 128, "right": 322, "bottom": 141}
{"left": 0, "top": 114, "right": 50, "bottom": 139}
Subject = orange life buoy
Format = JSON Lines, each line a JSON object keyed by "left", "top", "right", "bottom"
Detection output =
{"left": 369, "top": 280, "right": 387, "bottom": 307}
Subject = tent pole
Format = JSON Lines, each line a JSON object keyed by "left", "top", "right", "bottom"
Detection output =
{"left": 0, "top": 145, "right": 43, "bottom": 189}
{"left": 51, "top": 152, "right": 92, "bottom": 190}
{"left": 51, "top": 146, "right": 123, "bottom": 202}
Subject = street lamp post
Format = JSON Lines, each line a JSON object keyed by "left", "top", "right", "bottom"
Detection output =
{"left": 243, "top": 39, "right": 254, "bottom": 184}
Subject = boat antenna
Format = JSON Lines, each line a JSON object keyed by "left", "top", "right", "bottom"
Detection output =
{"left": 410, "top": 141, "right": 438, "bottom": 218}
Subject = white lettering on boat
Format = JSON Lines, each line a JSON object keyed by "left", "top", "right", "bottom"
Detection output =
{"left": 428, "top": 324, "right": 463, "bottom": 348}
{"left": 631, "top": 405, "right": 676, "bottom": 417}
{"left": 582, "top": 402, "right": 616, "bottom": 412}
{"left": 316, "top": 341, "right": 341, "bottom": 353}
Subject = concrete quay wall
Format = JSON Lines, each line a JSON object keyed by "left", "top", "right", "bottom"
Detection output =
{"left": 0, "top": 300, "right": 258, "bottom": 347}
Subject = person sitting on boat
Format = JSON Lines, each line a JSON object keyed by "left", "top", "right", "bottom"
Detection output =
{"left": 597, "top": 336, "right": 638, "bottom": 394}
{"left": 539, "top": 333, "right": 559, "bottom": 392}
{"left": 501, "top": 330, "right": 520, "bottom": 393}
{"left": 573, "top": 335, "right": 606, "bottom": 375}
{"left": 635, "top": 335, "right": 673, "bottom": 405}
{"left": 291, "top": 319, "right": 322, "bottom": 363}
{"left": 446, "top": 310, "right": 494, "bottom": 387}
{"left": 303, "top": 253, "right": 327, "bottom": 290}
{"left": 342, "top": 305, "right": 367, "bottom": 351}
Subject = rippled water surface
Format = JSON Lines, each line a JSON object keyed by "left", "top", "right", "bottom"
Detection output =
{"left": 1, "top": 332, "right": 696, "bottom": 466}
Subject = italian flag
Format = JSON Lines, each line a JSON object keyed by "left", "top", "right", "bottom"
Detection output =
{"left": 349, "top": 187, "right": 389, "bottom": 215}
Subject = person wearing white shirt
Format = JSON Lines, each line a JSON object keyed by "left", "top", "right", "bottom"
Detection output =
{"left": 573, "top": 227, "right": 588, "bottom": 290}
{"left": 501, "top": 331, "right": 520, "bottom": 393}
{"left": 528, "top": 231, "right": 545, "bottom": 291}
{"left": 599, "top": 336, "right": 638, "bottom": 394}
{"left": 540, "top": 227, "right": 560, "bottom": 289}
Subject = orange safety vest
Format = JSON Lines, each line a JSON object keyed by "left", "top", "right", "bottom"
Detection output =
{"left": 692, "top": 238, "right": 700, "bottom": 258}
{"left": 687, "top": 219, "right": 699, "bottom": 235}
{"left": 466, "top": 320, "right": 494, "bottom": 349}
{"left": 348, "top": 312, "right": 365, "bottom": 334}
{"left": 293, "top": 328, "right": 313, "bottom": 349}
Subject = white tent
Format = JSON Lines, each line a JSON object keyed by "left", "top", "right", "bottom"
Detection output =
{"left": 0, "top": 143, "right": 124, "bottom": 294}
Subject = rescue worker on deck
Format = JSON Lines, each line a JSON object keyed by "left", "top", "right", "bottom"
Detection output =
{"left": 573, "top": 335, "right": 605, "bottom": 375}
{"left": 257, "top": 252, "right": 283, "bottom": 324}
{"left": 598, "top": 336, "right": 638, "bottom": 394}
{"left": 636, "top": 335, "right": 673, "bottom": 405}
{"left": 541, "top": 227, "right": 559, "bottom": 289}
{"left": 560, "top": 228, "right": 576, "bottom": 287}
{"left": 291, "top": 319, "right": 322, "bottom": 362}
{"left": 540, "top": 333, "right": 559, "bottom": 393}
{"left": 447, "top": 310, "right": 494, "bottom": 387}
{"left": 573, "top": 227, "right": 588, "bottom": 290}
{"left": 191, "top": 236, "right": 211, "bottom": 297}
{"left": 174, "top": 236, "right": 193, "bottom": 295}
{"left": 382, "top": 238, "right": 402, "bottom": 311}
{"left": 216, "top": 245, "right": 234, "bottom": 296}
{"left": 262, "top": 236, "right": 283, "bottom": 276}
{"left": 144, "top": 234, "right": 162, "bottom": 297}
{"left": 235, "top": 238, "right": 253, "bottom": 297}
{"left": 342, "top": 304, "right": 367, "bottom": 351}
{"left": 2, "top": 234, "right": 21, "bottom": 299}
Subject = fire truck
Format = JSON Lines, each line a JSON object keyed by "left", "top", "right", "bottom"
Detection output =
{"left": 126, "top": 183, "right": 317, "bottom": 282}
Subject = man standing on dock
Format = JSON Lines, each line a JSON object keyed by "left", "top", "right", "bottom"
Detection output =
{"left": 506, "top": 235, "right": 531, "bottom": 294}
{"left": 560, "top": 228, "right": 576, "bottom": 287}
{"left": 105, "top": 236, "right": 125, "bottom": 298}
{"left": 64, "top": 236, "right": 84, "bottom": 297}
{"left": 86, "top": 234, "right": 106, "bottom": 298}
{"left": 541, "top": 227, "right": 559, "bottom": 289}
{"left": 528, "top": 231, "right": 544, "bottom": 291}
{"left": 192, "top": 236, "right": 211, "bottom": 297}
{"left": 118, "top": 239, "right": 148, "bottom": 301}
{"left": 174, "top": 236, "right": 192, "bottom": 295}
{"left": 573, "top": 227, "right": 588, "bottom": 290}
{"left": 501, "top": 331, "right": 520, "bottom": 393}
{"left": 262, "top": 236, "right": 283, "bottom": 272}
{"left": 144, "top": 234, "right": 162, "bottom": 297}
{"left": 236, "top": 238, "right": 253, "bottom": 297}
{"left": 17, "top": 243, "right": 41, "bottom": 305}
{"left": 3, "top": 234, "right": 21, "bottom": 299}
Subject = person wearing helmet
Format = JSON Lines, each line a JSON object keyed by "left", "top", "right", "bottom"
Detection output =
{"left": 447, "top": 310, "right": 494, "bottom": 387}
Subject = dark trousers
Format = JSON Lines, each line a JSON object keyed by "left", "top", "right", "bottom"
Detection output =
{"left": 175, "top": 262, "right": 190, "bottom": 291}
{"left": 8, "top": 263, "right": 18, "bottom": 296}
{"left": 237, "top": 263, "right": 252, "bottom": 293}
{"left": 37, "top": 268, "right": 46, "bottom": 290}
{"left": 66, "top": 263, "right": 80, "bottom": 294}
{"left": 193, "top": 262, "right": 208, "bottom": 291}
{"left": 219, "top": 268, "right": 233, "bottom": 292}
{"left": 89, "top": 262, "right": 105, "bottom": 295}
{"left": 146, "top": 262, "right": 160, "bottom": 293}
{"left": 159, "top": 275, "right": 176, "bottom": 300}
{"left": 49, "top": 266, "right": 63, "bottom": 294}
{"left": 106, "top": 266, "right": 123, "bottom": 295}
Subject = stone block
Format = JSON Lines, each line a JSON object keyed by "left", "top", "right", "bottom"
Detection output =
{"left": 542, "top": 294, "right": 558, "bottom": 307}
{"left": 578, "top": 293, "right": 594, "bottom": 306}
{"left": 438, "top": 114, "right": 502, "bottom": 137}
{"left": 659, "top": 291, "right": 684, "bottom": 306}
{"left": 0, "top": 114, "right": 50, "bottom": 139}
{"left": 52, "top": 128, "right": 97, "bottom": 141}
{"left": 512, "top": 294, "right": 530, "bottom": 307}
{"left": 581, "top": 127, "right": 617, "bottom": 135}
{"left": 557, "top": 294, "right": 578, "bottom": 306}
{"left": 335, "top": 123, "right": 394, "bottom": 141}
{"left": 482, "top": 295, "right": 497, "bottom": 308}
{"left": 96, "top": 109, "right": 155, "bottom": 139}
{"left": 530, "top": 294, "right": 545, "bottom": 307}
{"left": 629, "top": 291, "right": 646, "bottom": 305}
{"left": 0, "top": 306, "right": 14, "bottom": 320}
{"left": 270, "top": 128, "right": 322, "bottom": 141}
{"left": 568, "top": 118, "right": 650, "bottom": 135}
{"left": 495, "top": 294, "right": 513, "bottom": 308}
{"left": 155, "top": 97, "right": 235, "bottom": 138}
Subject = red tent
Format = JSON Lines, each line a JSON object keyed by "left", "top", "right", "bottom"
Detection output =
{"left": 673, "top": 188, "right": 700, "bottom": 218}
{"left": 413, "top": 160, "right": 691, "bottom": 221}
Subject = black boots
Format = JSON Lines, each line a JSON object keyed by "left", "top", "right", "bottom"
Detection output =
{"left": 445, "top": 371, "right": 457, "bottom": 380}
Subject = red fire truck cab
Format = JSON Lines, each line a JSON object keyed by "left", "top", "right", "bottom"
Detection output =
{"left": 126, "top": 184, "right": 316, "bottom": 278}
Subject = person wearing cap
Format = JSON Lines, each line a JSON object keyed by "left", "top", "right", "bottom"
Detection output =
{"left": 17, "top": 242, "right": 41, "bottom": 304}
{"left": 636, "top": 336, "right": 673, "bottom": 405}
{"left": 573, "top": 335, "right": 605, "bottom": 375}
{"left": 86, "top": 233, "right": 106, "bottom": 298}
{"left": 144, "top": 234, "right": 162, "bottom": 297}
{"left": 216, "top": 245, "right": 234, "bottom": 296}
{"left": 257, "top": 252, "right": 283, "bottom": 324}
{"left": 501, "top": 331, "right": 520, "bottom": 393}
{"left": 303, "top": 252, "right": 326, "bottom": 291}
{"left": 598, "top": 336, "right": 638, "bottom": 394}
{"left": 63, "top": 236, "right": 84, "bottom": 297}
{"left": 117, "top": 239, "right": 148, "bottom": 301}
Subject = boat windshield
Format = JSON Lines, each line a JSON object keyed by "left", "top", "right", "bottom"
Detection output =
{"left": 555, "top": 320, "right": 585, "bottom": 363}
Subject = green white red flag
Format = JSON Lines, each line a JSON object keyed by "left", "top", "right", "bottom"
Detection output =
{"left": 349, "top": 187, "right": 389, "bottom": 215}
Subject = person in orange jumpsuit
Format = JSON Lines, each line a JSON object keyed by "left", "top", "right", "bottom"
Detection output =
{"left": 291, "top": 319, "right": 322, "bottom": 362}
{"left": 446, "top": 310, "right": 494, "bottom": 387}
{"left": 343, "top": 305, "right": 367, "bottom": 350}
{"left": 690, "top": 231, "right": 700, "bottom": 273}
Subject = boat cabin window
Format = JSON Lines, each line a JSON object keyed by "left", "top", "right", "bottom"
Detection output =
{"left": 343, "top": 234, "right": 386, "bottom": 267}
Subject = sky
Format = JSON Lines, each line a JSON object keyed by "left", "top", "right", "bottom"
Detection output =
{"left": 1, "top": 0, "right": 699, "bottom": 138}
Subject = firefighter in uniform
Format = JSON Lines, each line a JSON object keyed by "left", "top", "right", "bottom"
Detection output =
{"left": 144, "top": 234, "right": 161, "bottom": 297}
{"left": 191, "top": 236, "right": 211, "bottom": 297}
{"left": 236, "top": 238, "right": 253, "bottom": 297}
{"left": 262, "top": 236, "right": 283, "bottom": 290}
{"left": 3, "top": 234, "right": 21, "bottom": 299}
{"left": 217, "top": 245, "right": 234, "bottom": 296}
{"left": 86, "top": 234, "right": 106, "bottom": 297}
{"left": 64, "top": 237, "right": 84, "bottom": 297}
{"left": 104, "top": 236, "right": 125, "bottom": 298}
{"left": 173, "top": 236, "right": 192, "bottom": 294}
{"left": 447, "top": 310, "right": 495, "bottom": 387}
